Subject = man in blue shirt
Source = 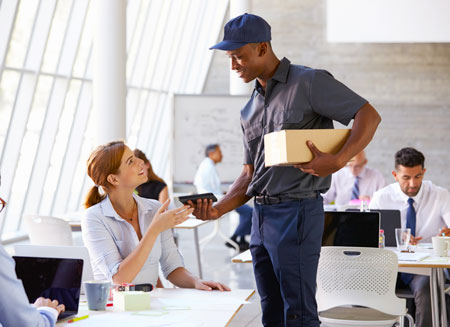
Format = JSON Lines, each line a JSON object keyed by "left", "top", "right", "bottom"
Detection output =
{"left": 194, "top": 144, "right": 253, "bottom": 251}
{"left": 0, "top": 175, "right": 65, "bottom": 327}
{"left": 190, "top": 14, "right": 381, "bottom": 327}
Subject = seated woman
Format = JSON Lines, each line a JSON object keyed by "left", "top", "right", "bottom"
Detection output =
{"left": 133, "top": 149, "right": 168, "bottom": 203}
{"left": 82, "top": 141, "right": 229, "bottom": 291}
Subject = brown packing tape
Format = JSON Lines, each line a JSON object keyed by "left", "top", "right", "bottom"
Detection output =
{"left": 264, "top": 129, "right": 351, "bottom": 167}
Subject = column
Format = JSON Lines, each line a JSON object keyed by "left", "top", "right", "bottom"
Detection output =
{"left": 229, "top": 0, "right": 253, "bottom": 96}
{"left": 93, "top": 0, "right": 127, "bottom": 144}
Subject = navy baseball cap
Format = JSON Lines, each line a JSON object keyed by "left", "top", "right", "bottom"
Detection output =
{"left": 209, "top": 13, "right": 271, "bottom": 51}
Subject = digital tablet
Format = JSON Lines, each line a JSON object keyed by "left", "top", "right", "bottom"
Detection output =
{"left": 178, "top": 193, "right": 218, "bottom": 205}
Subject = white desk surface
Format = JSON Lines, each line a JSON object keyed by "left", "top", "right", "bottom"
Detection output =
{"left": 173, "top": 218, "right": 211, "bottom": 229}
{"left": 65, "top": 215, "right": 211, "bottom": 230}
{"left": 232, "top": 248, "right": 450, "bottom": 268}
{"left": 232, "top": 250, "right": 252, "bottom": 263}
{"left": 57, "top": 288, "right": 255, "bottom": 327}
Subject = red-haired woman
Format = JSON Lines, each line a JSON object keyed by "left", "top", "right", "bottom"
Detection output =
{"left": 82, "top": 141, "right": 229, "bottom": 291}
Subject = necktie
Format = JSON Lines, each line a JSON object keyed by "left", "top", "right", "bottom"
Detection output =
{"left": 401, "top": 198, "right": 417, "bottom": 285}
{"left": 351, "top": 176, "right": 360, "bottom": 200}
{"left": 406, "top": 198, "right": 416, "bottom": 237}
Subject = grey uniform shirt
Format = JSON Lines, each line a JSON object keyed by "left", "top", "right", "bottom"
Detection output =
{"left": 241, "top": 57, "right": 368, "bottom": 198}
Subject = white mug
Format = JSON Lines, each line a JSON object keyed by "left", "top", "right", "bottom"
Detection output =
{"left": 432, "top": 236, "right": 450, "bottom": 257}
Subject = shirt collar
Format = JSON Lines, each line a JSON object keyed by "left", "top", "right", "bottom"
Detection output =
{"left": 100, "top": 193, "right": 153, "bottom": 221}
{"left": 357, "top": 166, "right": 368, "bottom": 179}
{"left": 254, "top": 57, "right": 291, "bottom": 94}
{"left": 344, "top": 166, "right": 367, "bottom": 179}
{"left": 395, "top": 181, "right": 425, "bottom": 205}
{"left": 271, "top": 57, "right": 291, "bottom": 83}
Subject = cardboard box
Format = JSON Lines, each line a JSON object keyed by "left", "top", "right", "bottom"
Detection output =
{"left": 264, "top": 129, "right": 351, "bottom": 167}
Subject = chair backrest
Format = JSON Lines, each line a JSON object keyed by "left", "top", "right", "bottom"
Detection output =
{"left": 317, "top": 247, "right": 406, "bottom": 316}
{"left": 24, "top": 215, "right": 73, "bottom": 246}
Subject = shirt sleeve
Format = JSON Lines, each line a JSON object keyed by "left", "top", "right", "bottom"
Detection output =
{"left": 369, "top": 190, "right": 382, "bottom": 209}
{"left": 37, "top": 307, "right": 58, "bottom": 324}
{"left": 309, "top": 69, "right": 368, "bottom": 126}
{"left": 375, "top": 171, "right": 386, "bottom": 191}
{"left": 81, "top": 213, "right": 122, "bottom": 281}
{"left": 0, "top": 246, "right": 57, "bottom": 327}
{"left": 158, "top": 229, "right": 184, "bottom": 279}
{"left": 241, "top": 120, "right": 253, "bottom": 165}
{"left": 440, "top": 188, "right": 450, "bottom": 227}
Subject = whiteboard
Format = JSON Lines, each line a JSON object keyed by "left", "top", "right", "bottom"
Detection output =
{"left": 173, "top": 94, "right": 249, "bottom": 184}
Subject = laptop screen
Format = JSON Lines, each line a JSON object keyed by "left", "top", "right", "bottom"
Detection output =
{"left": 13, "top": 256, "right": 83, "bottom": 319}
{"left": 346, "top": 209, "right": 401, "bottom": 247}
{"left": 322, "top": 211, "right": 380, "bottom": 248}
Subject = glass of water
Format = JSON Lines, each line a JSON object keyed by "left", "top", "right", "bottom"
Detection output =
{"left": 395, "top": 228, "right": 411, "bottom": 251}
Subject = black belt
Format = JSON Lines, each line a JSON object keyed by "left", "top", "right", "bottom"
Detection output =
{"left": 255, "top": 192, "right": 319, "bottom": 205}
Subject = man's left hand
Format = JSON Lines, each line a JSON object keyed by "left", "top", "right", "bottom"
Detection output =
{"left": 294, "top": 141, "right": 342, "bottom": 177}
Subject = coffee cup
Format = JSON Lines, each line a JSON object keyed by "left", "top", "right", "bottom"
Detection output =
{"left": 432, "top": 236, "right": 450, "bottom": 257}
{"left": 84, "top": 280, "right": 110, "bottom": 310}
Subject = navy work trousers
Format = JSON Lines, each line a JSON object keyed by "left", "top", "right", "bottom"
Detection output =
{"left": 250, "top": 196, "right": 324, "bottom": 327}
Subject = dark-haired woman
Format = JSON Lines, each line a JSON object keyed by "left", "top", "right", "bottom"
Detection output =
{"left": 133, "top": 149, "right": 169, "bottom": 203}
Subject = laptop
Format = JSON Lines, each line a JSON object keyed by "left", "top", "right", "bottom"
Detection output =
{"left": 13, "top": 256, "right": 83, "bottom": 320}
{"left": 346, "top": 209, "right": 401, "bottom": 247}
{"left": 323, "top": 211, "right": 381, "bottom": 248}
{"left": 14, "top": 245, "right": 94, "bottom": 294}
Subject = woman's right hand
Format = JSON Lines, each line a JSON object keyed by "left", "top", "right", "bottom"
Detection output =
{"left": 150, "top": 199, "right": 193, "bottom": 233}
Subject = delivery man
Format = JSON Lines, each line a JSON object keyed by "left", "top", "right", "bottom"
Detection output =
{"left": 189, "top": 13, "right": 381, "bottom": 327}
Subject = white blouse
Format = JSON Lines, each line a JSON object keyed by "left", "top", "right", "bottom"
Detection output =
{"left": 82, "top": 194, "right": 184, "bottom": 285}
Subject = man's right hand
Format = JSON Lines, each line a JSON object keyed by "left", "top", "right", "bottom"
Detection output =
{"left": 410, "top": 235, "right": 423, "bottom": 245}
{"left": 188, "top": 199, "right": 220, "bottom": 220}
{"left": 33, "top": 297, "right": 65, "bottom": 316}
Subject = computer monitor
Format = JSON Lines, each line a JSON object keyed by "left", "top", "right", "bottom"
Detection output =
{"left": 323, "top": 211, "right": 381, "bottom": 248}
{"left": 345, "top": 209, "right": 401, "bottom": 247}
{"left": 13, "top": 256, "right": 83, "bottom": 320}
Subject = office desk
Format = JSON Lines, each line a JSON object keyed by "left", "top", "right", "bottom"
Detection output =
{"left": 232, "top": 248, "right": 450, "bottom": 327}
{"left": 58, "top": 288, "right": 255, "bottom": 327}
{"left": 173, "top": 218, "right": 212, "bottom": 279}
{"left": 232, "top": 249, "right": 252, "bottom": 263}
{"left": 391, "top": 247, "right": 450, "bottom": 327}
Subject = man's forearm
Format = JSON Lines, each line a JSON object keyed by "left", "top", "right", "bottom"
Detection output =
{"left": 215, "top": 168, "right": 252, "bottom": 216}
{"left": 335, "top": 103, "right": 381, "bottom": 166}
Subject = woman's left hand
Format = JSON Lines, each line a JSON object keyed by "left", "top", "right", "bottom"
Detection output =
{"left": 194, "top": 280, "right": 231, "bottom": 292}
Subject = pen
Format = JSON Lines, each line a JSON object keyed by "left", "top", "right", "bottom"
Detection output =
{"left": 68, "top": 315, "right": 89, "bottom": 323}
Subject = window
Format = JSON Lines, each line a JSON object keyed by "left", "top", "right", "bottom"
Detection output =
{"left": 0, "top": 0, "right": 228, "bottom": 240}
